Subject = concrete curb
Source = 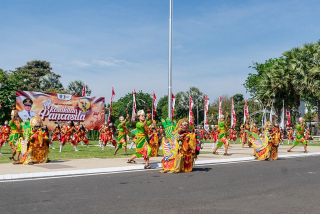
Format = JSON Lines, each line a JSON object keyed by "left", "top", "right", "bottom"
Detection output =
{"left": 1, "top": 152, "right": 320, "bottom": 181}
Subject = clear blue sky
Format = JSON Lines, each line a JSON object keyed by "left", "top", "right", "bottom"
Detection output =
{"left": 1, "top": 0, "right": 320, "bottom": 102}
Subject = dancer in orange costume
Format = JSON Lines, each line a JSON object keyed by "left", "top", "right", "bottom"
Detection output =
{"left": 50, "top": 124, "right": 61, "bottom": 149}
{"left": 60, "top": 121, "right": 76, "bottom": 152}
{"left": 287, "top": 127, "right": 294, "bottom": 144}
{"left": 148, "top": 123, "right": 159, "bottom": 157}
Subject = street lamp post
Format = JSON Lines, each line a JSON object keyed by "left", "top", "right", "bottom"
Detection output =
{"left": 167, "top": 0, "right": 173, "bottom": 120}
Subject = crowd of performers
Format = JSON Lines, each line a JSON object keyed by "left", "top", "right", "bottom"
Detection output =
{"left": 0, "top": 108, "right": 312, "bottom": 172}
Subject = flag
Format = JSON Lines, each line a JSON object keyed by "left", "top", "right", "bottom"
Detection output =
{"left": 171, "top": 93, "right": 175, "bottom": 121}
{"left": 189, "top": 95, "right": 194, "bottom": 126}
{"left": 152, "top": 92, "right": 157, "bottom": 120}
{"left": 82, "top": 83, "right": 86, "bottom": 96}
{"left": 107, "top": 87, "right": 115, "bottom": 124}
{"left": 204, "top": 95, "right": 210, "bottom": 131}
{"left": 231, "top": 98, "right": 236, "bottom": 128}
{"left": 132, "top": 89, "right": 137, "bottom": 121}
{"left": 243, "top": 100, "right": 249, "bottom": 124}
{"left": 280, "top": 100, "right": 285, "bottom": 129}
{"left": 218, "top": 95, "right": 222, "bottom": 120}
{"left": 204, "top": 95, "right": 209, "bottom": 125}
{"left": 0, "top": 81, "right": 2, "bottom": 89}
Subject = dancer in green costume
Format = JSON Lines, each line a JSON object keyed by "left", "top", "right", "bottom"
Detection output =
{"left": 9, "top": 110, "right": 23, "bottom": 163}
{"left": 127, "top": 110, "right": 153, "bottom": 169}
{"left": 213, "top": 115, "right": 230, "bottom": 155}
{"left": 114, "top": 113, "right": 130, "bottom": 155}
{"left": 287, "top": 117, "right": 307, "bottom": 153}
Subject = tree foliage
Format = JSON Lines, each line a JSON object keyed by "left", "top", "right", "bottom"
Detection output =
{"left": 66, "top": 80, "right": 92, "bottom": 96}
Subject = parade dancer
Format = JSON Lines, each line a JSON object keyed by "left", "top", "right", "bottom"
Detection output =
{"left": 246, "top": 121, "right": 279, "bottom": 161}
{"left": 42, "top": 125, "right": 50, "bottom": 148}
{"left": 50, "top": 124, "right": 61, "bottom": 149}
{"left": 287, "top": 127, "right": 294, "bottom": 144}
{"left": 98, "top": 123, "right": 107, "bottom": 147}
{"left": 160, "top": 118, "right": 199, "bottom": 173}
{"left": 9, "top": 110, "right": 23, "bottom": 163}
{"left": 2, "top": 121, "right": 11, "bottom": 148}
{"left": 102, "top": 123, "right": 117, "bottom": 150}
{"left": 22, "top": 116, "right": 50, "bottom": 165}
{"left": 73, "top": 122, "right": 80, "bottom": 146}
{"left": 213, "top": 115, "right": 230, "bottom": 155}
{"left": 60, "top": 121, "right": 76, "bottom": 152}
{"left": 241, "top": 115, "right": 251, "bottom": 148}
{"left": 78, "top": 125, "right": 89, "bottom": 148}
{"left": 114, "top": 114, "right": 130, "bottom": 155}
{"left": 280, "top": 128, "right": 284, "bottom": 145}
{"left": 0, "top": 126, "right": 3, "bottom": 154}
{"left": 305, "top": 128, "right": 311, "bottom": 144}
{"left": 127, "top": 110, "right": 154, "bottom": 169}
{"left": 287, "top": 117, "right": 307, "bottom": 153}
{"left": 148, "top": 123, "right": 159, "bottom": 157}
{"left": 229, "top": 127, "right": 237, "bottom": 144}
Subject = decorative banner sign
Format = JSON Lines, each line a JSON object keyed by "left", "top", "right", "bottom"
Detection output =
{"left": 16, "top": 91, "right": 105, "bottom": 130}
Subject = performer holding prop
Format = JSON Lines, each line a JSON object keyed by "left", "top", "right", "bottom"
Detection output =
{"left": 160, "top": 118, "right": 199, "bottom": 173}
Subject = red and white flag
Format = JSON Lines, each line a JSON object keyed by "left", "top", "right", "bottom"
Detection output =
{"left": 82, "top": 83, "right": 86, "bottom": 96}
{"left": 204, "top": 95, "right": 209, "bottom": 125}
{"left": 189, "top": 95, "right": 194, "bottom": 126}
{"left": 244, "top": 100, "right": 249, "bottom": 123}
{"left": 218, "top": 95, "right": 222, "bottom": 120}
{"left": 107, "top": 87, "right": 115, "bottom": 124}
{"left": 231, "top": 98, "right": 236, "bottom": 128}
{"left": 171, "top": 93, "right": 175, "bottom": 121}
{"left": 152, "top": 92, "right": 157, "bottom": 120}
{"left": 0, "top": 81, "right": 2, "bottom": 89}
{"left": 132, "top": 89, "right": 137, "bottom": 121}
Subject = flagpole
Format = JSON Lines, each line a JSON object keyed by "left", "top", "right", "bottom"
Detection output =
{"left": 167, "top": 0, "right": 173, "bottom": 120}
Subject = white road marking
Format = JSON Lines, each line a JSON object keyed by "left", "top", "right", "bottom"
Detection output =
{"left": 1, "top": 152, "right": 320, "bottom": 182}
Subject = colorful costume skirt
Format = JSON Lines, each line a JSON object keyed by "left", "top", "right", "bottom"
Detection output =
{"left": 135, "top": 133, "right": 151, "bottom": 161}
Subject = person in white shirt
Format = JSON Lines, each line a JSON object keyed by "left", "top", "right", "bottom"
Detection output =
{"left": 18, "top": 98, "right": 36, "bottom": 121}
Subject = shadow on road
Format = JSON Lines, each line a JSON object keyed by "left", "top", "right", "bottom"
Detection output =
{"left": 192, "top": 167, "right": 212, "bottom": 172}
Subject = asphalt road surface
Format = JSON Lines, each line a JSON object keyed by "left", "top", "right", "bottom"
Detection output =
{"left": 1, "top": 156, "right": 320, "bottom": 214}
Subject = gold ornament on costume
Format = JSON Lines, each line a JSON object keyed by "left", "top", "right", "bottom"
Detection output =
{"left": 30, "top": 116, "right": 43, "bottom": 128}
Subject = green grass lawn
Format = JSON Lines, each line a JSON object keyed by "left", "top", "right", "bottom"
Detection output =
{"left": 0, "top": 140, "right": 214, "bottom": 164}
{"left": 0, "top": 141, "right": 150, "bottom": 164}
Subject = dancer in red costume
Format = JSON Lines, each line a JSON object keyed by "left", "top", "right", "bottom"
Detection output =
{"left": 50, "top": 124, "right": 61, "bottom": 149}
{"left": 60, "top": 121, "right": 77, "bottom": 152}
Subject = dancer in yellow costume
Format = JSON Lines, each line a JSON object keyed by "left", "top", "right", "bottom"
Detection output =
{"left": 160, "top": 118, "right": 199, "bottom": 173}
{"left": 22, "top": 116, "right": 50, "bottom": 165}
{"left": 114, "top": 113, "right": 130, "bottom": 155}
{"left": 287, "top": 117, "right": 307, "bottom": 153}
{"left": 127, "top": 110, "right": 153, "bottom": 169}
{"left": 247, "top": 121, "right": 279, "bottom": 161}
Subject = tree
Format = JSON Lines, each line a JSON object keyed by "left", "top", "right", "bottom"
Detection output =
{"left": 66, "top": 80, "right": 92, "bottom": 96}
{"left": 155, "top": 95, "right": 168, "bottom": 121}
{"left": 175, "top": 87, "right": 204, "bottom": 127}
{"left": 39, "top": 74, "right": 65, "bottom": 92}
{"left": 110, "top": 90, "right": 153, "bottom": 124}
{"left": 0, "top": 69, "right": 21, "bottom": 123}
{"left": 15, "top": 60, "right": 59, "bottom": 91}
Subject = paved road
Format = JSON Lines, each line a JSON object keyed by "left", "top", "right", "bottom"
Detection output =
{"left": 1, "top": 156, "right": 320, "bottom": 214}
